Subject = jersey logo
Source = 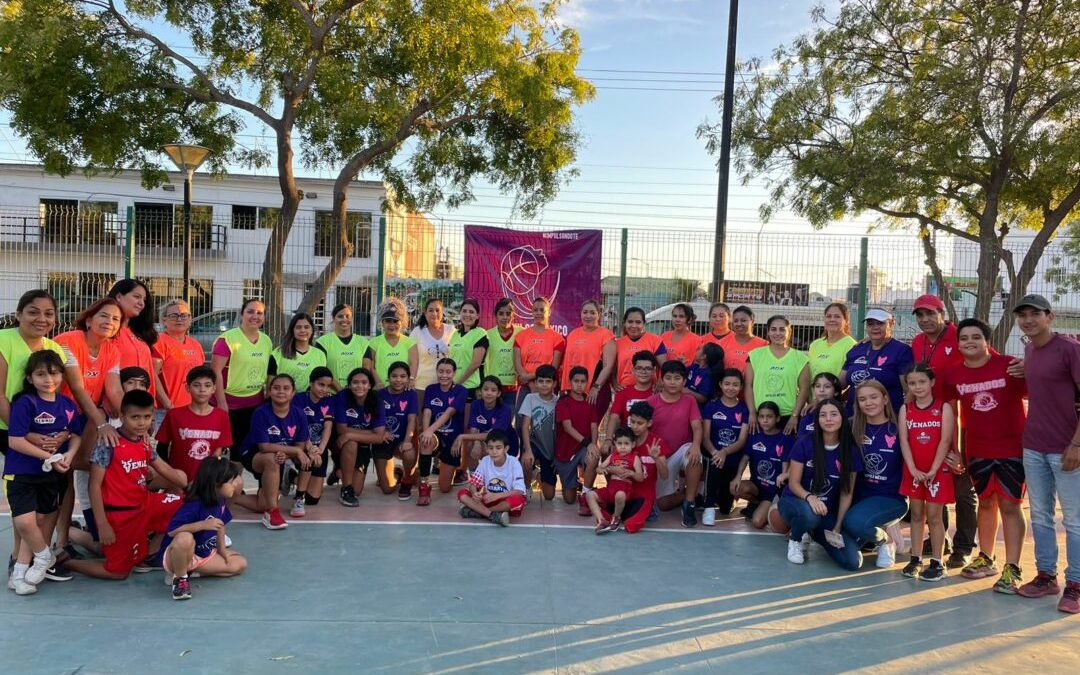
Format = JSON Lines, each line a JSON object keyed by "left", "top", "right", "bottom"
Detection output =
{"left": 476, "top": 415, "right": 488, "bottom": 425}
{"left": 346, "top": 408, "right": 359, "bottom": 419}
{"left": 303, "top": 406, "right": 315, "bottom": 417}
{"left": 757, "top": 459, "right": 776, "bottom": 482}
{"left": 33, "top": 412, "right": 57, "bottom": 425}
{"left": 713, "top": 411, "right": 728, "bottom": 421}
{"left": 972, "top": 391, "right": 998, "bottom": 412}
{"left": 876, "top": 355, "right": 888, "bottom": 366}
{"left": 448, "top": 396, "right": 456, "bottom": 406}
{"left": 85, "top": 369, "right": 100, "bottom": 379}
{"left": 944, "top": 347, "right": 953, "bottom": 356}
{"left": 865, "top": 453, "right": 886, "bottom": 479}
{"left": 399, "top": 400, "right": 409, "bottom": 412}
{"left": 319, "top": 406, "right": 330, "bottom": 416}
{"left": 926, "top": 479, "right": 940, "bottom": 498}
{"left": 189, "top": 439, "right": 211, "bottom": 460}
{"left": 716, "top": 428, "right": 737, "bottom": 445}
{"left": 286, "top": 425, "right": 297, "bottom": 437}
{"left": 735, "top": 412, "right": 743, "bottom": 423}
{"left": 429, "top": 397, "right": 443, "bottom": 407}
{"left": 884, "top": 434, "right": 897, "bottom": 448}
{"left": 752, "top": 441, "right": 766, "bottom": 453}
{"left": 267, "top": 425, "right": 280, "bottom": 435}
{"left": 916, "top": 430, "right": 932, "bottom": 444}
{"left": 775, "top": 444, "right": 785, "bottom": 457}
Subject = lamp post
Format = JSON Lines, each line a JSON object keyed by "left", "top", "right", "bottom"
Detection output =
{"left": 161, "top": 144, "right": 210, "bottom": 304}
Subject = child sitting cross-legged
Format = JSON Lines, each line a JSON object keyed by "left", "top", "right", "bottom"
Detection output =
{"left": 456, "top": 430, "right": 526, "bottom": 527}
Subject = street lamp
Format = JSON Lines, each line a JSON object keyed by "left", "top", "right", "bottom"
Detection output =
{"left": 161, "top": 144, "right": 210, "bottom": 304}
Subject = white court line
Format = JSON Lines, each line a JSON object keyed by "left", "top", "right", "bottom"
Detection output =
{"left": 226, "top": 517, "right": 775, "bottom": 535}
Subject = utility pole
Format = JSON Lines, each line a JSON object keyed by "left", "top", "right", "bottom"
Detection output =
{"left": 711, "top": 0, "right": 740, "bottom": 302}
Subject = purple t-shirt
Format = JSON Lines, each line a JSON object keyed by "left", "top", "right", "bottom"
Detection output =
{"left": 468, "top": 400, "right": 518, "bottom": 456}
{"left": 702, "top": 399, "right": 749, "bottom": 457}
{"left": 243, "top": 403, "right": 310, "bottom": 457}
{"left": 843, "top": 338, "right": 914, "bottom": 415}
{"left": 331, "top": 390, "right": 387, "bottom": 432}
{"left": 783, "top": 435, "right": 864, "bottom": 514}
{"left": 423, "top": 383, "right": 468, "bottom": 437}
{"left": 744, "top": 430, "right": 794, "bottom": 501}
{"left": 854, "top": 421, "right": 904, "bottom": 502}
{"left": 5, "top": 393, "right": 83, "bottom": 474}
{"left": 1023, "top": 334, "right": 1080, "bottom": 454}
{"left": 379, "top": 388, "right": 418, "bottom": 447}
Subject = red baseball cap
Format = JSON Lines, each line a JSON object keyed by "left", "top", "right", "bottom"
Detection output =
{"left": 912, "top": 294, "right": 945, "bottom": 313}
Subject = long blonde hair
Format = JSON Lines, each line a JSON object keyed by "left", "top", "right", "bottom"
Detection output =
{"left": 850, "top": 380, "right": 897, "bottom": 445}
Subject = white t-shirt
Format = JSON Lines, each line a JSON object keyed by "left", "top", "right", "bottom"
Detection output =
{"left": 410, "top": 324, "right": 457, "bottom": 391}
{"left": 475, "top": 455, "right": 526, "bottom": 495}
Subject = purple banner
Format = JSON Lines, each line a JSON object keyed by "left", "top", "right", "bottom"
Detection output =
{"left": 464, "top": 225, "right": 602, "bottom": 335}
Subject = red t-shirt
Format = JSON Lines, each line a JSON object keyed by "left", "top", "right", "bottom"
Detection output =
{"left": 97, "top": 435, "right": 153, "bottom": 509}
{"left": 561, "top": 326, "right": 613, "bottom": 391}
{"left": 911, "top": 323, "right": 963, "bottom": 401}
{"left": 154, "top": 333, "right": 206, "bottom": 408}
{"left": 943, "top": 355, "right": 1027, "bottom": 460}
{"left": 660, "top": 330, "right": 702, "bottom": 367}
{"left": 646, "top": 393, "right": 701, "bottom": 454}
{"left": 719, "top": 333, "right": 768, "bottom": 373}
{"left": 514, "top": 328, "right": 566, "bottom": 377}
{"left": 632, "top": 432, "right": 668, "bottom": 499}
{"left": 611, "top": 386, "right": 653, "bottom": 424}
{"left": 614, "top": 333, "right": 662, "bottom": 387}
{"left": 554, "top": 395, "right": 598, "bottom": 462}
{"left": 155, "top": 405, "right": 234, "bottom": 482}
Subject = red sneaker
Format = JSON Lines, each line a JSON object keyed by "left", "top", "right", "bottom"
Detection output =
{"left": 417, "top": 482, "right": 432, "bottom": 506}
{"left": 1059, "top": 582, "right": 1080, "bottom": 614}
{"left": 262, "top": 508, "right": 288, "bottom": 530}
{"left": 1018, "top": 571, "right": 1060, "bottom": 598}
{"left": 578, "top": 493, "right": 591, "bottom": 516}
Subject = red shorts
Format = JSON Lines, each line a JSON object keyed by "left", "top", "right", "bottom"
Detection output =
{"left": 455, "top": 489, "right": 526, "bottom": 517}
{"left": 593, "top": 480, "right": 634, "bottom": 506}
{"left": 900, "top": 464, "right": 955, "bottom": 504}
{"left": 102, "top": 492, "right": 183, "bottom": 575}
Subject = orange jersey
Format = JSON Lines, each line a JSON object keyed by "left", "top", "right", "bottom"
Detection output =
{"left": 114, "top": 327, "right": 157, "bottom": 400}
{"left": 514, "top": 327, "right": 566, "bottom": 377}
{"left": 562, "top": 326, "right": 614, "bottom": 390}
{"left": 614, "top": 333, "right": 663, "bottom": 387}
{"left": 153, "top": 333, "right": 206, "bottom": 408}
{"left": 660, "top": 330, "right": 703, "bottom": 367}
{"left": 702, "top": 331, "right": 732, "bottom": 348}
{"left": 55, "top": 330, "right": 120, "bottom": 410}
{"left": 720, "top": 333, "right": 767, "bottom": 374}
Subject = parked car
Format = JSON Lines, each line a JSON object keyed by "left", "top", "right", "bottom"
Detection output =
{"left": 188, "top": 309, "right": 240, "bottom": 358}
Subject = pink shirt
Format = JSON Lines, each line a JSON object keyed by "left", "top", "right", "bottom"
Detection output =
{"left": 1023, "top": 334, "right": 1080, "bottom": 454}
{"left": 646, "top": 392, "right": 701, "bottom": 452}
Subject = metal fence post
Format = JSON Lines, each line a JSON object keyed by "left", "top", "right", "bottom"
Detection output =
{"left": 375, "top": 215, "right": 387, "bottom": 334}
{"left": 618, "top": 228, "right": 628, "bottom": 336}
{"left": 856, "top": 236, "right": 868, "bottom": 340}
{"left": 123, "top": 206, "right": 135, "bottom": 279}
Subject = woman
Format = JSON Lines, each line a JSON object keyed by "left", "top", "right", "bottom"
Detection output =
{"left": 612, "top": 307, "right": 663, "bottom": 391}
{"left": 701, "top": 302, "right": 733, "bottom": 347}
{"left": 410, "top": 298, "right": 455, "bottom": 393}
{"left": 562, "top": 300, "right": 616, "bottom": 409}
{"left": 842, "top": 381, "right": 908, "bottom": 570}
{"left": 724, "top": 305, "right": 767, "bottom": 373}
{"left": 484, "top": 298, "right": 521, "bottom": 409}
{"left": 841, "top": 308, "right": 914, "bottom": 415}
{"left": 658, "top": 303, "right": 702, "bottom": 367}
{"left": 153, "top": 299, "right": 206, "bottom": 410}
{"left": 807, "top": 302, "right": 857, "bottom": 379}
{"left": 778, "top": 399, "right": 864, "bottom": 569}
{"left": 316, "top": 303, "right": 374, "bottom": 390}
{"left": 369, "top": 303, "right": 418, "bottom": 389}
{"left": 107, "top": 279, "right": 164, "bottom": 409}
{"left": 211, "top": 298, "right": 272, "bottom": 450}
{"left": 745, "top": 315, "right": 809, "bottom": 435}
{"left": 448, "top": 298, "right": 488, "bottom": 392}
{"left": 513, "top": 297, "right": 565, "bottom": 408}
{"left": 269, "top": 313, "right": 327, "bottom": 392}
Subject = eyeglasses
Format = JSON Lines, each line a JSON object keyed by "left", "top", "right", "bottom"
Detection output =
{"left": 165, "top": 313, "right": 192, "bottom": 320}
{"left": 633, "top": 365, "right": 654, "bottom": 372}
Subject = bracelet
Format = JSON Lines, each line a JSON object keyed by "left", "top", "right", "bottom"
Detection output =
{"left": 97, "top": 422, "right": 109, "bottom": 430}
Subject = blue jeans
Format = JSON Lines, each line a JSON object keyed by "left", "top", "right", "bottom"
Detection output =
{"left": 778, "top": 494, "right": 862, "bottom": 571}
{"left": 1024, "top": 449, "right": 1080, "bottom": 584}
{"left": 843, "top": 495, "right": 908, "bottom": 548}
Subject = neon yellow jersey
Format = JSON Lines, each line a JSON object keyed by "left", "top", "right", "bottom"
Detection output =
{"left": 369, "top": 333, "right": 416, "bottom": 385}
{"left": 485, "top": 325, "right": 521, "bottom": 387}
{"left": 316, "top": 332, "right": 372, "bottom": 388}
{"left": 270, "top": 346, "right": 328, "bottom": 392}
{"left": 219, "top": 328, "right": 272, "bottom": 398}
{"left": 748, "top": 346, "right": 809, "bottom": 417}
{"left": 807, "top": 334, "right": 857, "bottom": 378}
{"left": 449, "top": 327, "right": 488, "bottom": 389}
{"left": 0, "top": 328, "right": 67, "bottom": 430}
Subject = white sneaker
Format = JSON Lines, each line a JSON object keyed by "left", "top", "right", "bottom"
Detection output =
{"left": 702, "top": 508, "right": 717, "bottom": 527}
{"left": 10, "top": 574, "right": 36, "bottom": 596}
{"left": 800, "top": 532, "right": 812, "bottom": 552}
{"left": 787, "top": 539, "right": 806, "bottom": 564}
{"left": 25, "top": 551, "right": 56, "bottom": 586}
{"left": 876, "top": 542, "right": 896, "bottom": 568}
{"left": 290, "top": 497, "right": 306, "bottom": 518}
{"left": 224, "top": 535, "right": 233, "bottom": 548}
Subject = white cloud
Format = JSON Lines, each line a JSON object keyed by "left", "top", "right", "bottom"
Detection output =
{"left": 556, "top": 0, "right": 704, "bottom": 29}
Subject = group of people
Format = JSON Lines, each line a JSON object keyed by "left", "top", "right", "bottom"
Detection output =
{"left": 1, "top": 283, "right": 1077, "bottom": 615}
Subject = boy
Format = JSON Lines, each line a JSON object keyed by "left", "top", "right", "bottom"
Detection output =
{"left": 593, "top": 401, "right": 670, "bottom": 534}
{"left": 66, "top": 390, "right": 187, "bottom": 580}
{"left": 554, "top": 366, "right": 599, "bottom": 505}
{"left": 586, "top": 426, "right": 644, "bottom": 534}
{"left": 519, "top": 364, "right": 559, "bottom": 500}
{"left": 155, "top": 366, "right": 233, "bottom": 489}
{"left": 647, "top": 360, "right": 704, "bottom": 527}
{"left": 456, "top": 429, "right": 526, "bottom": 526}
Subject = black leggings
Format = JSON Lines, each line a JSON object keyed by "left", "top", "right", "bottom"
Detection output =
{"left": 228, "top": 405, "right": 258, "bottom": 453}
{"left": 703, "top": 455, "right": 741, "bottom": 514}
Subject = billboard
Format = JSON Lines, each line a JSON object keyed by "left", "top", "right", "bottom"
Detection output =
{"left": 723, "top": 280, "right": 810, "bottom": 306}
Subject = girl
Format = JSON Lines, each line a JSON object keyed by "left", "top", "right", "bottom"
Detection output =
{"left": 289, "top": 367, "right": 336, "bottom": 517}
{"left": 562, "top": 299, "right": 616, "bottom": 408}
{"left": 6, "top": 351, "right": 82, "bottom": 595}
{"left": 317, "top": 303, "right": 374, "bottom": 391}
{"left": 410, "top": 298, "right": 456, "bottom": 393}
{"left": 333, "top": 367, "right": 390, "bottom": 507}
{"left": 418, "top": 358, "right": 468, "bottom": 501}
{"left": 686, "top": 343, "right": 725, "bottom": 407}
{"left": 378, "top": 362, "right": 419, "bottom": 500}
{"left": 797, "top": 372, "right": 842, "bottom": 438}
{"left": 701, "top": 369, "right": 749, "bottom": 524}
{"left": 807, "top": 303, "right": 857, "bottom": 379}
{"left": 844, "top": 381, "right": 909, "bottom": 570}
{"left": 612, "top": 307, "right": 663, "bottom": 391}
{"left": 659, "top": 302, "right": 702, "bottom": 367}
{"left": 513, "top": 297, "right": 565, "bottom": 410}
{"left": 107, "top": 279, "right": 164, "bottom": 410}
{"left": 746, "top": 315, "right": 810, "bottom": 435}
{"left": 159, "top": 456, "right": 248, "bottom": 601}
{"left": 239, "top": 374, "right": 310, "bottom": 530}
{"left": 484, "top": 298, "right": 521, "bottom": 409}
{"left": 211, "top": 298, "right": 272, "bottom": 454}
{"left": 448, "top": 298, "right": 489, "bottom": 392}
{"left": 457, "top": 376, "right": 517, "bottom": 471}
{"left": 731, "top": 401, "right": 794, "bottom": 532}
{"left": 369, "top": 304, "right": 418, "bottom": 390}
{"left": 778, "top": 399, "right": 864, "bottom": 569}
{"left": 269, "top": 313, "right": 327, "bottom": 393}
{"left": 898, "top": 364, "right": 955, "bottom": 581}
{"left": 723, "top": 305, "right": 767, "bottom": 373}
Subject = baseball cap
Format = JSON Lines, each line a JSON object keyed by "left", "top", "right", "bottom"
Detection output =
{"left": 864, "top": 308, "right": 893, "bottom": 323}
{"left": 380, "top": 306, "right": 401, "bottom": 321}
{"left": 912, "top": 294, "right": 945, "bottom": 313}
{"left": 1012, "top": 293, "right": 1051, "bottom": 313}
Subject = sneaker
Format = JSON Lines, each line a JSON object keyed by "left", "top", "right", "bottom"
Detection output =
{"left": 339, "top": 486, "right": 359, "bottom": 507}
{"left": 452, "top": 471, "right": 469, "bottom": 487}
{"left": 489, "top": 511, "right": 509, "bottom": 527}
{"left": 800, "top": 532, "right": 812, "bottom": 552}
{"left": 994, "top": 563, "right": 1023, "bottom": 594}
{"left": 921, "top": 560, "right": 947, "bottom": 582}
{"left": 595, "top": 519, "right": 611, "bottom": 535}
{"left": 25, "top": 550, "right": 56, "bottom": 585}
{"left": 876, "top": 542, "right": 896, "bottom": 569}
{"left": 1018, "top": 571, "right": 1061, "bottom": 598}
{"left": 10, "top": 574, "right": 36, "bottom": 596}
{"left": 1058, "top": 582, "right": 1080, "bottom": 614}
{"left": 787, "top": 539, "right": 805, "bottom": 564}
{"left": 224, "top": 535, "right": 233, "bottom": 548}
{"left": 416, "top": 482, "right": 432, "bottom": 506}
{"left": 281, "top": 462, "right": 298, "bottom": 496}
{"left": 902, "top": 557, "right": 923, "bottom": 579}
{"left": 326, "top": 468, "right": 340, "bottom": 486}
{"left": 261, "top": 508, "right": 288, "bottom": 530}
{"left": 961, "top": 553, "right": 998, "bottom": 580}
{"left": 171, "top": 576, "right": 192, "bottom": 601}
{"left": 458, "top": 503, "right": 481, "bottom": 519}
{"left": 647, "top": 504, "right": 660, "bottom": 522}
{"left": 946, "top": 549, "right": 972, "bottom": 569}
{"left": 43, "top": 562, "right": 74, "bottom": 582}
{"left": 397, "top": 482, "right": 412, "bottom": 501}
{"left": 681, "top": 500, "right": 697, "bottom": 528}
{"left": 700, "top": 507, "right": 716, "bottom": 527}
{"left": 290, "top": 497, "right": 306, "bottom": 518}
{"left": 607, "top": 518, "right": 623, "bottom": 533}
{"left": 578, "top": 493, "right": 591, "bottom": 517}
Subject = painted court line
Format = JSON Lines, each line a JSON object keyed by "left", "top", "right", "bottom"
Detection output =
{"left": 226, "top": 517, "right": 776, "bottom": 535}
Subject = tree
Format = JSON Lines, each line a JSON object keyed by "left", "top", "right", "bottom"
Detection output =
{"left": 1045, "top": 220, "right": 1080, "bottom": 301}
{"left": 701, "top": 0, "right": 1080, "bottom": 348}
{"left": 0, "top": 0, "right": 592, "bottom": 337}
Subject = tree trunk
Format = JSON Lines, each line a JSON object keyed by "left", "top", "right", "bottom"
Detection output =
{"left": 990, "top": 218, "right": 1064, "bottom": 352}
{"left": 919, "top": 226, "right": 958, "bottom": 323}
{"left": 296, "top": 180, "right": 355, "bottom": 325}
{"left": 261, "top": 126, "right": 301, "bottom": 342}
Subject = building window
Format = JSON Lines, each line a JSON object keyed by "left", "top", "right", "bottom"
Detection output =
{"left": 172, "top": 204, "right": 214, "bottom": 248}
{"left": 46, "top": 272, "right": 116, "bottom": 312}
{"left": 232, "top": 206, "right": 280, "bottom": 230}
{"left": 79, "top": 201, "right": 119, "bottom": 245}
{"left": 137, "top": 276, "right": 214, "bottom": 317}
{"left": 133, "top": 202, "right": 174, "bottom": 247}
{"left": 39, "top": 199, "right": 79, "bottom": 244}
{"left": 242, "top": 278, "right": 263, "bottom": 300}
{"left": 313, "top": 210, "right": 372, "bottom": 258}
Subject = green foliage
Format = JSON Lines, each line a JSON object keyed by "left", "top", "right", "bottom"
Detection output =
{"left": 671, "top": 277, "right": 704, "bottom": 303}
{"left": 1046, "top": 220, "right": 1080, "bottom": 301}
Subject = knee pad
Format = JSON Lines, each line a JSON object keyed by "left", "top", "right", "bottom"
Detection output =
{"left": 304, "top": 495, "right": 321, "bottom": 506}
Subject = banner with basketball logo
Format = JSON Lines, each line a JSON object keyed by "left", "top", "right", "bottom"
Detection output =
{"left": 464, "top": 225, "right": 602, "bottom": 335}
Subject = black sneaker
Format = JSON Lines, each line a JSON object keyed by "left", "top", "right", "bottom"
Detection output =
{"left": 44, "top": 564, "right": 73, "bottom": 582}
{"left": 61, "top": 544, "right": 85, "bottom": 561}
{"left": 946, "top": 549, "right": 972, "bottom": 569}
{"left": 921, "top": 560, "right": 948, "bottom": 582}
{"left": 171, "top": 575, "right": 192, "bottom": 601}
{"left": 133, "top": 554, "right": 161, "bottom": 574}
{"left": 327, "top": 468, "right": 340, "bottom": 486}
{"left": 339, "top": 486, "right": 359, "bottom": 507}
{"left": 902, "top": 557, "right": 923, "bottom": 579}
{"left": 397, "top": 481, "right": 412, "bottom": 501}
{"left": 681, "top": 500, "right": 697, "bottom": 528}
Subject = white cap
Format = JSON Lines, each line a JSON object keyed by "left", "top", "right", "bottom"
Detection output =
{"left": 864, "top": 308, "right": 893, "bottom": 322}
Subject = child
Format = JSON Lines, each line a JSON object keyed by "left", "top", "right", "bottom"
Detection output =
{"left": 5, "top": 351, "right": 83, "bottom": 595}
{"left": 154, "top": 366, "right": 233, "bottom": 490}
{"left": 65, "top": 390, "right": 187, "bottom": 580}
{"left": 333, "top": 367, "right": 389, "bottom": 506}
{"left": 456, "top": 429, "right": 526, "bottom": 526}
{"left": 733, "top": 402, "right": 794, "bottom": 532}
{"left": 554, "top": 366, "right": 599, "bottom": 505}
{"left": 377, "top": 362, "right": 418, "bottom": 501}
{"left": 685, "top": 343, "right": 725, "bottom": 407}
{"left": 289, "top": 367, "right": 335, "bottom": 516}
{"left": 238, "top": 374, "right": 310, "bottom": 530}
{"left": 519, "top": 364, "right": 559, "bottom": 500}
{"left": 798, "top": 373, "right": 842, "bottom": 438}
{"left": 701, "top": 368, "right": 750, "bottom": 524}
{"left": 159, "top": 456, "right": 248, "bottom": 600}
{"left": 418, "top": 358, "right": 468, "bottom": 501}
{"left": 603, "top": 401, "right": 670, "bottom": 534}
{"left": 586, "top": 426, "right": 644, "bottom": 534}
{"left": 457, "top": 375, "right": 516, "bottom": 471}
{"left": 898, "top": 364, "right": 955, "bottom": 581}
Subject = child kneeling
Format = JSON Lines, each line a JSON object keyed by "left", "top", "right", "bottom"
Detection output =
{"left": 457, "top": 430, "right": 526, "bottom": 527}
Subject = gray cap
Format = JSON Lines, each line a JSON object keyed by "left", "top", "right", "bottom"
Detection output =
{"left": 1012, "top": 293, "right": 1051, "bottom": 313}
{"left": 380, "top": 306, "right": 401, "bottom": 321}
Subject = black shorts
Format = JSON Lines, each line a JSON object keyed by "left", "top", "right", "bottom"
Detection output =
{"left": 5, "top": 473, "right": 67, "bottom": 517}
{"left": 309, "top": 447, "right": 331, "bottom": 478}
{"left": 371, "top": 443, "right": 396, "bottom": 461}
{"left": 0, "top": 429, "right": 8, "bottom": 456}
{"left": 968, "top": 457, "right": 1025, "bottom": 503}
{"left": 437, "top": 433, "right": 461, "bottom": 468}
{"left": 353, "top": 443, "right": 376, "bottom": 470}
